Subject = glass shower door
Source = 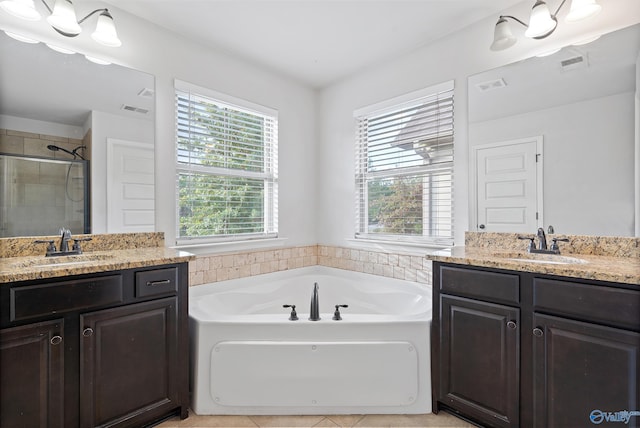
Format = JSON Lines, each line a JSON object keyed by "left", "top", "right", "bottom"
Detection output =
{"left": 0, "top": 154, "right": 90, "bottom": 237}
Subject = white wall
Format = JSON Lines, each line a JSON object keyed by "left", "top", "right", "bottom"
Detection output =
{"left": 0, "top": 1, "right": 318, "bottom": 248}
{"left": 317, "top": 0, "right": 640, "bottom": 248}
{"left": 470, "top": 92, "right": 635, "bottom": 236}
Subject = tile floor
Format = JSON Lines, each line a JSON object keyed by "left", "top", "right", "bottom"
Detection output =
{"left": 156, "top": 411, "right": 477, "bottom": 428}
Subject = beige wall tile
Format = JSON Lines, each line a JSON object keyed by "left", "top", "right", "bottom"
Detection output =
{"left": 7, "top": 129, "right": 39, "bottom": 138}
{"left": 0, "top": 134, "right": 24, "bottom": 154}
{"left": 188, "top": 244, "right": 433, "bottom": 289}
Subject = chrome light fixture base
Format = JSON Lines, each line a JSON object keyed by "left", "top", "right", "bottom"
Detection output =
{"left": 490, "top": 0, "right": 601, "bottom": 51}
{"left": 0, "top": 0, "right": 121, "bottom": 47}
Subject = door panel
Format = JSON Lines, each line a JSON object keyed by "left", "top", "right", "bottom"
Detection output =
{"left": 533, "top": 313, "right": 640, "bottom": 428}
{"left": 80, "top": 298, "right": 178, "bottom": 428}
{"left": 439, "top": 294, "right": 519, "bottom": 428}
{"left": 0, "top": 319, "right": 64, "bottom": 428}
{"left": 106, "top": 139, "right": 155, "bottom": 233}
{"left": 475, "top": 138, "right": 541, "bottom": 233}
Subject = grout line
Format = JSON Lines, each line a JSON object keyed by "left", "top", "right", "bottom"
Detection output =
{"left": 247, "top": 416, "right": 262, "bottom": 427}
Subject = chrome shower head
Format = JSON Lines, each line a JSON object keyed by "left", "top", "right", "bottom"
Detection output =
{"left": 47, "top": 144, "right": 86, "bottom": 160}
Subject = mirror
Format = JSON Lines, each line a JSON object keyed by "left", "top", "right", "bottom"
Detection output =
{"left": 0, "top": 32, "right": 155, "bottom": 237}
{"left": 468, "top": 24, "right": 639, "bottom": 237}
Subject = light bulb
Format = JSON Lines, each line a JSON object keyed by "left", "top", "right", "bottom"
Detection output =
{"left": 46, "top": 0, "right": 81, "bottom": 36}
{"left": 91, "top": 10, "right": 121, "bottom": 47}
{"left": 525, "top": 0, "right": 557, "bottom": 39}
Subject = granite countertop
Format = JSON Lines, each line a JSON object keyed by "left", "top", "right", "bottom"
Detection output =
{"left": 427, "top": 246, "right": 640, "bottom": 286}
{"left": 0, "top": 233, "right": 195, "bottom": 283}
{"left": 0, "top": 247, "right": 195, "bottom": 283}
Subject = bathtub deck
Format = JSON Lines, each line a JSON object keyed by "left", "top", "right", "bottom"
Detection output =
{"left": 155, "top": 412, "right": 476, "bottom": 427}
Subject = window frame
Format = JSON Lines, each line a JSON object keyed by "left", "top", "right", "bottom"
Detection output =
{"left": 174, "top": 79, "right": 278, "bottom": 245}
{"left": 354, "top": 81, "right": 454, "bottom": 247}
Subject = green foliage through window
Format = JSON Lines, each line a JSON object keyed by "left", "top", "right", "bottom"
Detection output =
{"left": 355, "top": 82, "right": 454, "bottom": 245}
{"left": 176, "top": 84, "right": 277, "bottom": 241}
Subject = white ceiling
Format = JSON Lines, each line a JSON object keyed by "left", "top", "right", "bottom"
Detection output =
{"left": 103, "top": 0, "right": 522, "bottom": 88}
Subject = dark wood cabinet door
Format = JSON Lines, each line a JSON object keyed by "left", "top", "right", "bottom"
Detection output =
{"left": 0, "top": 319, "right": 64, "bottom": 428}
{"left": 439, "top": 294, "right": 519, "bottom": 428}
{"left": 532, "top": 313, "right": 640, "bottom": 428}
{"left": 79, "top": 297, "right": 178, "bottom": 428}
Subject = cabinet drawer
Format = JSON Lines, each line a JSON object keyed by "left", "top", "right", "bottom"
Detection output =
{"left": 439, "top": 265, "right": 520, "bottom": 305}
{"left": 10, "top": 275, "right": 123, "bottom": 322}
{"left": 135, "top": 267, "right": 178, "bottom": 298}
{"left": 533, "top": 278, "right": 640, "bottom": 331}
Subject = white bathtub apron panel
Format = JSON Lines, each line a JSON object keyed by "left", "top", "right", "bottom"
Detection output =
{"left": 210, "top": 341, "right": 418, "bottom": 407}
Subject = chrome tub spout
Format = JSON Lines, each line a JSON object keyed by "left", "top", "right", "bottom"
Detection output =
{"left": 309, "top": 282, "right": 320, "bottom": 321}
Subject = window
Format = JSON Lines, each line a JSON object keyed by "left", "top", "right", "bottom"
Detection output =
{"left": 175, "top": 80, "right": 278, "bottom": 242}
{"left": 355, "top": 81, "right": 454, "bottom": 246}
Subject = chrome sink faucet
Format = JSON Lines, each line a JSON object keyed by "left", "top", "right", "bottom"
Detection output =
{"left": 34, "top": 228, "right": 92, "bottom": 257}
{"left": 518, "top": 227, "right": 569, "bottom": 255}
{"left": 536, "top": 227, "right": 547, "bottom": 251}
{"left": 59, "top": 228, "right": 72, "bottom": 253}
{"left": 309, "top": 282, "right": 320, "bottom": 321}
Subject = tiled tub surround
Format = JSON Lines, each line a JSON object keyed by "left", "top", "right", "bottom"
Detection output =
{"left": 187, "top": 232, "right": 639, "bottom": 288}
{"left": 188, "top": 245, "right": 433, "bottom": 287}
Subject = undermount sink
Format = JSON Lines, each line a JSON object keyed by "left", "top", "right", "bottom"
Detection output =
{"left": 502, "top": 254, "right": 588, "bottom": 265}
{"left": 13, "top": 254, "right": 116, "bottom": 269}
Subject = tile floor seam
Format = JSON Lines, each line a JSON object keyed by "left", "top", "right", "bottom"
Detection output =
{"left": 246, "top": 416, "right": 262, "bottom": 427}
{"left": 325, "top": 415, "right": 365, "bottom": 427}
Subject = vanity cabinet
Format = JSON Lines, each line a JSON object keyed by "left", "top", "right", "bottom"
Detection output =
{"left": 432, "top": 262, "right": 640, "bottom": 428}
{"left": 0, "top": 319, "right": 65, "bottom": 428}
{"left": 434, "top": 265, "right": 520, "bottom": 428}
{"left": 0, "top": 263, "right": 189, "bottom": 428}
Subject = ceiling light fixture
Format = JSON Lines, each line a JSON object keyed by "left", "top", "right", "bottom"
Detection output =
{"left": 490, "top": 0, "right": 601, "bottom": 51}
{"left": 0, "top": 0, "right": 121, "bottom": 47}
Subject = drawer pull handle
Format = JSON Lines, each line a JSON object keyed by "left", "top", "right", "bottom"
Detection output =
{"left": 507, "top": 321, "right": 517, "bottom": 330}
{"left": 82, "top": 328, "right": 94, "bottom": 337}
{"left": 50, "top": 335, "right": 63, "bottom": 345}
{"left": 147, "top": 279, "right": 171, "bottom": 287}
{"left": 533, "top": 328, "right": 544, "bottom": 337}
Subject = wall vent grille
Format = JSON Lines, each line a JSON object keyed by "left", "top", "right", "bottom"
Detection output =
{"left": 121, "top": 105, "right": 149, "bottom": 114}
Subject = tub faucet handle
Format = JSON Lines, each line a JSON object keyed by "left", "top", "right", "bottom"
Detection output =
{"left": 283, "top": 304, "right": 298, "bottom": 321}
{"left": 332, "top": 304, "right": 349, "bottom": 321}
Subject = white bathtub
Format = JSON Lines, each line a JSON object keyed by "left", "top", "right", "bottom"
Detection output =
{"left": 189, "top": 266, "right": 432, "bottom": 415}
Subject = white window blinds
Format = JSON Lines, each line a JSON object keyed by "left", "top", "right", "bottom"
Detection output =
{"left": 175, "top": 80, "right": 278, "bottom": 242}
{"left": 355, "top": 81, "right": 454, "bottom": 246}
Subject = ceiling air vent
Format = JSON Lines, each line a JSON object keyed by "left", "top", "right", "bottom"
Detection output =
{"left": 475, "top": 78, "right": 507, "bottom": 92}
{"left": 137, "top": 88, "right": 155, "bottom": 98}
{"left": 560, "top": 55, "right": 587, "bottom": 72}
{"left": 121, "top": 104, "right": 149, "bottom": 114}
